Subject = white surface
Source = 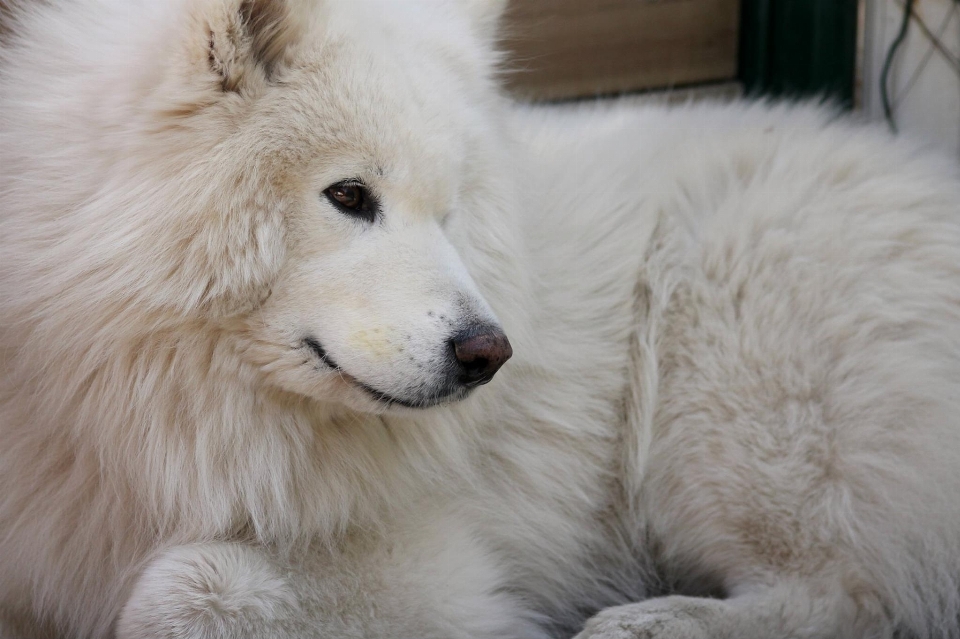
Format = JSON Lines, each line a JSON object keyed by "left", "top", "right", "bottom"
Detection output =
{"left": 862, "top": 0, "right": 960, "bottom": 157}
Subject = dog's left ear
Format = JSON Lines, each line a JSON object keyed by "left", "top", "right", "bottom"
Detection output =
{"left": 191, "top": 0, "right": 306, "bottom": 94}
{"left": 209, "top": 0, "right": 305, "bottom": 92}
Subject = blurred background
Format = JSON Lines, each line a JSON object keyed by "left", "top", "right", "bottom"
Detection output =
{"left": 502, "top": 0, "right": 960, "bottom": 158}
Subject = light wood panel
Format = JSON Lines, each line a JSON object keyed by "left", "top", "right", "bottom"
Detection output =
{"left": 501, "top": 0, "right": 741, "bottom": 100}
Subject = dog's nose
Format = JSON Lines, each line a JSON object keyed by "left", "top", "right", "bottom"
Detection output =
{"left": 451, "top": 327, "right": 513, "bottom": 387}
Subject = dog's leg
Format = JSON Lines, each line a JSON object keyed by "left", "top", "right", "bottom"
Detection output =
{"left": 115, "top": 543, "right": 299, "bottom": 639}
{"left": 574, "top": 580, "right": 878, "bottom": 639}
{"left": 116, "top": 523, "right": 546, "bottom": 639}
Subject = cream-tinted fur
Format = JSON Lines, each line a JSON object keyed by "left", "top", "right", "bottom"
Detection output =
{"left": 2, "top": 2, "right": 959, "bottom": 638}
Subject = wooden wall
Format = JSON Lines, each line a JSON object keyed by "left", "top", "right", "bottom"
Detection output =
{"left": 501, "top": 0, "right": 741, "bottom": 100}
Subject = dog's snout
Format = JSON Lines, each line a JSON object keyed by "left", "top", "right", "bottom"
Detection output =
{"left": 451, "top": 327, "right": 512, "bottom": 387}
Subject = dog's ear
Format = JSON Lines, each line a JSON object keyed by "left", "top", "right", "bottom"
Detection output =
{"left": 456, "top": 0, "right": 509, "bottom": 42}
{"left": 192, "top": 0, "right": 305, "bottom": 93}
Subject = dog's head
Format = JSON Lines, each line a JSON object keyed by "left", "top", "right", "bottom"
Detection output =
{"left": 201, "top": 0, "right": 518, "bottom": 411}
{"left": 2, "top": 0, "right": 522, "bottom": 413}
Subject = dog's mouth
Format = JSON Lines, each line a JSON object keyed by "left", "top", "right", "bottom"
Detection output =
{"left": 302, "top": 337, "right": 468, "bottom": 409}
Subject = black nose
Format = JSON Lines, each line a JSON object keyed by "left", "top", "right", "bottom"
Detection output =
{"left": 451, "top": 326, "right": 513, "bottom": 387}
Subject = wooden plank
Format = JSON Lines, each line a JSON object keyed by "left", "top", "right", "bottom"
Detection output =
{"left": 501, "top": 0, "right": 741, "bottom": 100}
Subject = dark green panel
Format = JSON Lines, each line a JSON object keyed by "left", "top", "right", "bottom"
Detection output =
{"left": 739, "top": 0, "right": 858, "bottom": 108}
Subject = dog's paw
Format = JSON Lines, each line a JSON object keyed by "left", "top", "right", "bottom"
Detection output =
{"left": 574, "top": 597, "right": 726, "bottom": 639}
{"left": 116, "top": 543, "right": 298, "bottom": 639}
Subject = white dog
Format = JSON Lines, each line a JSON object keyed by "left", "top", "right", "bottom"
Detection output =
{"left": 2, "top": 1, "right": 959, "bottom": 638}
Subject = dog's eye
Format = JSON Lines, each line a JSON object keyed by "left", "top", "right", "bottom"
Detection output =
{"left": 327, "top": 183, "right": 362, "bottom": 208}
{"left": 324, "top": 181, "right": 376, "bottom": 223}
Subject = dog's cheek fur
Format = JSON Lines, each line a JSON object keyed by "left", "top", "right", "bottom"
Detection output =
{"left": 0, "top": 0, "right": 311, "bottom": 327}
{"left": 128, "top": 0, "right": 307, "bottom": 317}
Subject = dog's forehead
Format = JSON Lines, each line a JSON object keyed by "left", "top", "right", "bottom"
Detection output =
{"left": 274, "top": 36, "right": 476, "bottom": 209}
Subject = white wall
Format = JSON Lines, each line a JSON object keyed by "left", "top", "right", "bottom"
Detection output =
{"left": 862, "top": 0, "right": 960, "bottom": 158}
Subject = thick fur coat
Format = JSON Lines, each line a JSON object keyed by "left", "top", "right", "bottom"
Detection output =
{"left": 1, "top": 2, "right": 959, "bottom": 638}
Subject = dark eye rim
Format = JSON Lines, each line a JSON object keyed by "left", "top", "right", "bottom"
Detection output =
{"left": 323, "top": 180, "right": 378, "bottom": 223}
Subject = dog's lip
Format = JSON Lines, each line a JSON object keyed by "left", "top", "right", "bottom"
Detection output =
{"left": 352, "top": 378, "right": 469, "bottom": 409}
{"left": 303, "top": 337, "right": 338, "bottom": 369}
{"left": 302, "top": 337, "right": 467, "bottom": 409}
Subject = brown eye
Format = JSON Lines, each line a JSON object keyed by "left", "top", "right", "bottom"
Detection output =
{"left": 323, "top": 181, "right": 377, "bottom": 223}
{"left": 328, "top": 184, "right": 362, "bottom": 208}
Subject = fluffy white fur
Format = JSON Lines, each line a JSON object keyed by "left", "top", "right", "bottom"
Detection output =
{"left": 2, "top": 1, "right": 959, "bottom": 638}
